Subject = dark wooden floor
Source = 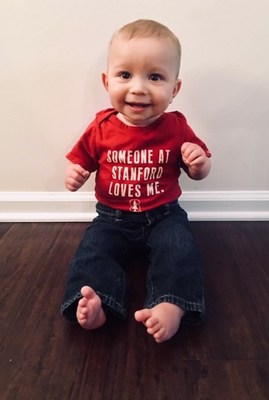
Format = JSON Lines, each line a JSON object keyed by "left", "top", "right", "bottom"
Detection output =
{"left": 0, "top": 222, "right": 268, "bottom": 400}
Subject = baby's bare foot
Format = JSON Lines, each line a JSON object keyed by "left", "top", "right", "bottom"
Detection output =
{"left": 76, "top": 286, "right": 106, "bottom": 330}
{"left": 134, "top": 302, "right": 185, "bottom": 343}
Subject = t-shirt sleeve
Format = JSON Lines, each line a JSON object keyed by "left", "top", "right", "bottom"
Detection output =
{"left": 66, "top": 121, "right": 99, "bottom": 172}
{"left": 183, "top": 123, "right": 212, "bottom": 158}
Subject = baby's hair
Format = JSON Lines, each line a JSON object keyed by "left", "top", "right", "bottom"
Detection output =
{"left": 110, "top": 19, "right": 181, "bottom": 75}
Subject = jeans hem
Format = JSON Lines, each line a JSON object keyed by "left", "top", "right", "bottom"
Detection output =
{"left": 61, "top": 291, "right": 82, "bottom": 323}
{"left": 98, "top": 292, "right": 128, "bottom": 320}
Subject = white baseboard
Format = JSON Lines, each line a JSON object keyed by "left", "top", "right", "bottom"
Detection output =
{"left": 0, "top": 191, "right": 268, "bottom": 222}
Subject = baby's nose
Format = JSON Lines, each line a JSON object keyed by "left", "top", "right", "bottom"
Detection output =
{"left": 130, "top": 77, "right": 148, "bottom": 94}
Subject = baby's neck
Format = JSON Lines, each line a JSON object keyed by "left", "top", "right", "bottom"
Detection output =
{"left": 116, "top": 112, "right": 162, "bottom": 127}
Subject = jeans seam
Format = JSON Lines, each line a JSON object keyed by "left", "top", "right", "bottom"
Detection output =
{"left": 145, "top": 294, "right": 205, "bottom": 313}
{"left": 61, "top": 291, "right": 82, "bottom": 314}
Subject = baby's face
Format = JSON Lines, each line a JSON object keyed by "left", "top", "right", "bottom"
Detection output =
{"left": 102, "top": 36, "right": 181, "bottom": 126}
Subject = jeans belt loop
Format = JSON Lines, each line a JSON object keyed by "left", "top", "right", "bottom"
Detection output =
{"left": 115, "top": 209, "right": 123, "bottom": 223}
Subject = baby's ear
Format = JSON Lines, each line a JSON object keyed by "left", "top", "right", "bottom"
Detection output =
{"left": 102, "top": 72, "right": 109, "bottom": 91}
{"left": 172, "top": 79, "right": 182, "bottom": 98}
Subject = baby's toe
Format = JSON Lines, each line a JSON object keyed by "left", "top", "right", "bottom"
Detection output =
{"left": 154, "top": 328, "right": 167, "bottom": 342}
{"left": 146, "top": 319, "right": 161, "bottom": 335}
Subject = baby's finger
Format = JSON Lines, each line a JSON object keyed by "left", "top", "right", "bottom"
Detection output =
{"left": 73, "top": 164, "right": 90, "bottom": 179}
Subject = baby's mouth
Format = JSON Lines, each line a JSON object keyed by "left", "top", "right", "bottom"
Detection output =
{"left": 126, "top": 102, "right": 150, "bottom": 109}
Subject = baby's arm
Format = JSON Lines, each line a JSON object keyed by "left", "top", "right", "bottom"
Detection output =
{"left": 181, "top": 142, "right": 211, "bottom": 180}
{"left": 65, "top": 162, "right": 90, "bottom": 191}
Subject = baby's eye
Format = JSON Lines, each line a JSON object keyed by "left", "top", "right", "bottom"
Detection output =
{"left": 120, "top": 71, "right": 131, "bottom": 79}
{"left": 149, "top": 73, "right": 162, "bottom": 81}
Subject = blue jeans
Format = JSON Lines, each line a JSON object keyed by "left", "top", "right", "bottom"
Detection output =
{"left": 61, "top": 201, "right": 205, "bottom": 325}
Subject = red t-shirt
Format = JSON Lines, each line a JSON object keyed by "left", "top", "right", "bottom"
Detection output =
{"left": 66, "top": 108, "right": 211, "bottom": 212}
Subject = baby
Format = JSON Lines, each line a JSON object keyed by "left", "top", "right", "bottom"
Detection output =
{"left": 61, "top": 19, "right": 211, "bottom": 343}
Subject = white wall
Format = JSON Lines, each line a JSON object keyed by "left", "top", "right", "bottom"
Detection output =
{"left": 1, "top": 0, "right": 268, "bottom": 220}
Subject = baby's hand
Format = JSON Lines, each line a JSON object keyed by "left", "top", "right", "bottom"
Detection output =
{"left": 181, "top": 142, "right": 206, "bottom": 168}
{"left": 65, "top": 163, "right": 90, "bottom": 191}
{"left": 181, "top": 142, "right": 210, "bottom": 180}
